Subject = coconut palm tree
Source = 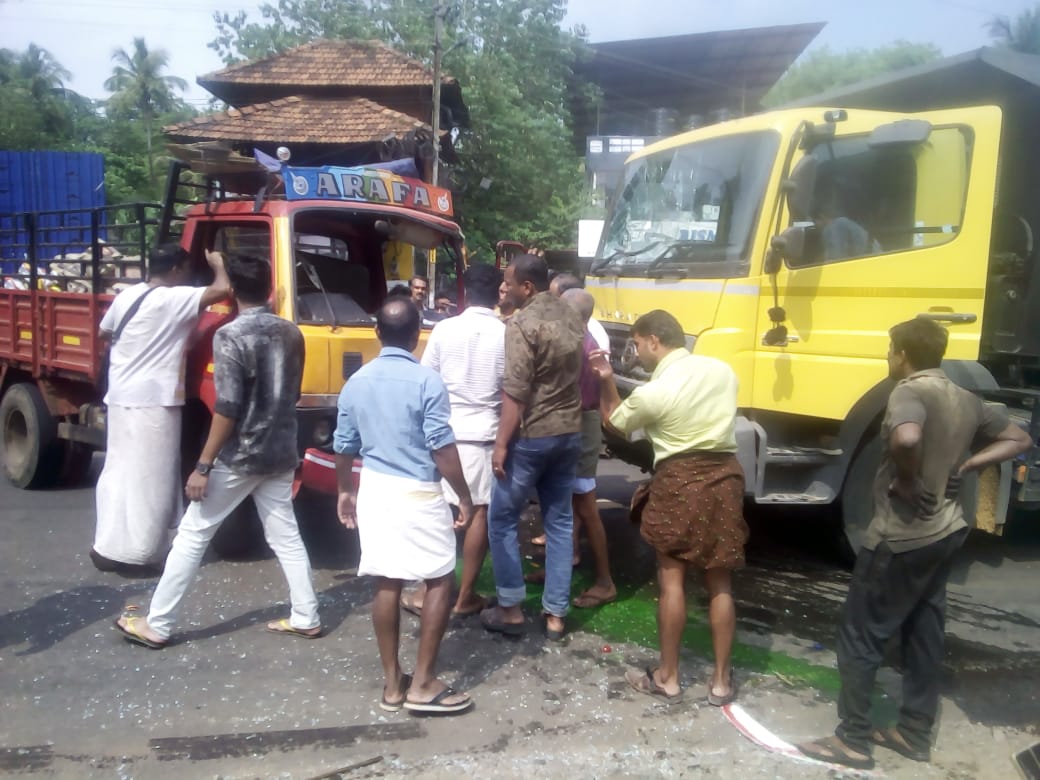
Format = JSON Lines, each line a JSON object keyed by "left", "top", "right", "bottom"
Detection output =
{"left": 17, "top": 43, "right": 71, "bottom": 100}
{"left": 987, "top": 6, "right": 1040, "bottom": 54}
{"left": 104, "top": 38, "right": 188, "bottom": 184}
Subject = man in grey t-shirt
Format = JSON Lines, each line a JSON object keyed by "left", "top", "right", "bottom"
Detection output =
{"left": 114, "top": 253, "right": 320, "bottom": 649}
{"left": 799, "top": 318, "right": 1031, "bottom": 770}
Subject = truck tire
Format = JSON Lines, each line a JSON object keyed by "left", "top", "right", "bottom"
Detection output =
{"left": 840, "top": 434, "right": 881, "bottom": 562}
{"left": 1, "top": 383, "right": 60, "bottom": 489}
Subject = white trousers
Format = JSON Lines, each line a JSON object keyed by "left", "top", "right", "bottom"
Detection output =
{"left": 147, "top": 465, "right": 320, "bottom": 639}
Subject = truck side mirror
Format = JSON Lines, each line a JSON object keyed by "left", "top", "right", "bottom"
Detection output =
{"left": 765, "top": 226, "right": 808, "bottom": 273}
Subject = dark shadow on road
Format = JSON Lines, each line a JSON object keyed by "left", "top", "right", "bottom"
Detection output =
{"left": 0, "top": 582, "right": 152, "bottom": 655}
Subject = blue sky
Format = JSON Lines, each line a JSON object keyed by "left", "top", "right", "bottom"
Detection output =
{"left": 1, "top": 0, "right": 1034, "bottom": 104}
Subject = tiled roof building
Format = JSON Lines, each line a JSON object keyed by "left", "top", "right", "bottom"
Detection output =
{"left": 166, "top": 39, "right": 466, "bottom": 171}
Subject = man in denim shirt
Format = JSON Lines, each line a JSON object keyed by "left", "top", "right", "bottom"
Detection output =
{"left": 114, "top": 253, "right": 320, "bottom": 649}
{"left": 334, "top": 298, "right": 475, "bottom": 715}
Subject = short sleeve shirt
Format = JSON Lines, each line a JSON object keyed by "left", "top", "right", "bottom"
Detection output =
{"left": 334, "top": 347, "right": 456, "bottom": 483}
{"left": 609, "top": 348, "right": 738, "bottom": 466}
{"left": 502, "top": 292, "right": 584, "bottom": 438}
{"left": 865, "top": 369, "right": 1011, "bottom": 552}
{"left": 101, "top": 283, "right": 205, "bottom": 407}
{"left": 420, "top": 306, "right": 505, "bottom": 442}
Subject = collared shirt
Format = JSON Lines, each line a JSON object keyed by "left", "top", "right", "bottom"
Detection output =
{"left": 213, "top": 305, "right": 304, "bottom": 475}
{"left": 865, "top": 368, "right": 1010, "bottom": 553}
{"left": 420, "top": 306, "right": 505, "bottom": 442}
{"left": 334, "top": 346, "right": 455, "bottom": 482}
{"left": 609, "top": 348, "right": 738, "bottom": 466}
{"left": 502, "top": 291, "right": 584, "bottom": 438}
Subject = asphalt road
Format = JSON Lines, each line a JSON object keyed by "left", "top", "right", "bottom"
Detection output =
{"left": 1, "top": 454, "right": 1038, "bottom": 779}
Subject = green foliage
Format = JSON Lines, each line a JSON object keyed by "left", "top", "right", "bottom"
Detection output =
{"left": 762, "top": 41, "right": 942, "bottom": 108}
{"left": 0, "top": 42, "right": 196, "bottom": 205}
{"left": 988, "top": 5, "right": 1040, "bottom": 54}
{"left": 209, "top": 0, "right": 590, "bottom": 256}
{"left": 105, "top": 38, "right": 190, "bottom": 188}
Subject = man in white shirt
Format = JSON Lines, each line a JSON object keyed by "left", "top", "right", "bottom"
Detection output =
{"left": 91, "top": 243, "right": 229, "bottom": 575}
{"left": 399, "top": 263, "right": 505, "bottom": 618}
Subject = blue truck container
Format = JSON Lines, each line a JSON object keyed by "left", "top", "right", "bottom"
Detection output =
{"left": 0, "top": 151, "right": 106, "bottom": 270}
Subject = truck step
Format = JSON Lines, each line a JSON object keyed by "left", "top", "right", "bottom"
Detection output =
{"left": 766, "top": 445, "right": 844, "bottom": 467}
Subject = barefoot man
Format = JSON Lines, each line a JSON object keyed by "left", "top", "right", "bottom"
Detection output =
{"left": 590, "top": 309, "right": 747, "bottom": 705}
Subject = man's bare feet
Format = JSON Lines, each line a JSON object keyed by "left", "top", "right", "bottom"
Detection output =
{"left": 572, "top": 583, "right": 617, "bottom": 608}
{"left": 480, "top": 605, "right": 524, "bottom": 636}
{"left": 399, "top": 589, "right": 424, "bottom": 617}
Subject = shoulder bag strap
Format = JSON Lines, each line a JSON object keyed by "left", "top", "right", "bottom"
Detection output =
{"left": 111, "top": 285, "right": 160, "bottom": 345}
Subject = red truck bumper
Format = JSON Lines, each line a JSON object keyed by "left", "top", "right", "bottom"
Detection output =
{"left": 300, "top": 448, "right": 361, "bottom": 495}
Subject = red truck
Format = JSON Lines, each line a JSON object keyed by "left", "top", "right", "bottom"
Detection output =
{"left": 0, "top": 158, "right": 466, "bottom": 553}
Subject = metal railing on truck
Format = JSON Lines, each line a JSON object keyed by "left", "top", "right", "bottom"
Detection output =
{"left": 0, "top": 203, "right": 161, "bottom": 382}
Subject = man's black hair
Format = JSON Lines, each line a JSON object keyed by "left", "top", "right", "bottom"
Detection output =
{"left": 551, "top": 272, "right": 582, "bottom": 294}
{"left": 632, "top": 309, "right": 686, "bottom": 349}
{"left": 463, "top": 263, "right": 503, "bottom": 309}
{"left": 377, "top": 297, "right": 420, "bottom": 349}
{"left": 409, "top": 275, "right": 429, "bottom": 288}
{"left": 225, "top": 253, "right": 271, "bottom": 304}
{"left": 148, "top": 243, "right": 190, "bottom": 278}
{"left": 510, "top": 254, "right": 549, "bottom": 292}
{"left": 890, "top": 317, "right": 948, "bottom": 370}
{"left": 387, "top": 284, "right": 413, "bottom": 300}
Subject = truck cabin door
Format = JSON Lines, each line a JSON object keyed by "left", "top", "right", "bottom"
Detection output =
{"left": 753, "top": 106, "right": 1003, "bottom": 421}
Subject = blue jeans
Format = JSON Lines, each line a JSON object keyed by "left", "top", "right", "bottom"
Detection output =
{"left": 488, "top": 432, "right": 581, "bottom": 617}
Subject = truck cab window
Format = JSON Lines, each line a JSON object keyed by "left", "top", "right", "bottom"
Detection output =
{"left": 794, "top": 126, "right": 972, "bottom": 266}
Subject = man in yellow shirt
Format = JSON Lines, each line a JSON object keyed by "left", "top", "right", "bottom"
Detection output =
{"left": 590, "top": 309, "right": 748, "bottom": 706}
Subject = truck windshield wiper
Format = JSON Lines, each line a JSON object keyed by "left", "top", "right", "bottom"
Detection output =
{"left": 589, "top": 242, "right": 663, "bottom": 274}
{"left": 299, "top": 257, "right": 341, "bottom": 329}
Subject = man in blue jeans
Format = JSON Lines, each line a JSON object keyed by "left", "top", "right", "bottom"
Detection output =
{"left": 481, "top": 254, "right": 584, "bottom": 641}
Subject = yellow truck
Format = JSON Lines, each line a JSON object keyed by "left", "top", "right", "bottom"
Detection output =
{"left": 586, "top": 105, "right": 1039, "bottom": 553}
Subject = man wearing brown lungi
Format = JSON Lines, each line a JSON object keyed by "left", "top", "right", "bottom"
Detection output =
{"left": 590, "top": 309, "right": 747, "bottom": 705}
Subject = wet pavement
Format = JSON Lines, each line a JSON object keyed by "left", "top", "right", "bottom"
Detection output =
{"left": 1, "top": 456, "right": 1038, "bottom": 778}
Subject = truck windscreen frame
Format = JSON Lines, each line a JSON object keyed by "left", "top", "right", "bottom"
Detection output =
{"left": 593, "top": 129, "right": 780, "bottom": 278}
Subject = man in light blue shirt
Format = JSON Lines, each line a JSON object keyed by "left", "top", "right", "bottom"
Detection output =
{"left": 334, "top": 298, "right": 474, "bottom": 715}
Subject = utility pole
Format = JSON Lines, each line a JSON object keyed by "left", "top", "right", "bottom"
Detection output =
{"left": 431, "top": 2, "right": 446, "bottom": 187}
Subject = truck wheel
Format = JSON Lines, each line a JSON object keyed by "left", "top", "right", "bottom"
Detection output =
{"left": 1, "top": 383, "right": 59, "bottom": 489}
{"left": 839, "top": 434, "right": 881, "bottom": 563}
{"left": 211, "top": 497, "right": 267, "bottom": 559}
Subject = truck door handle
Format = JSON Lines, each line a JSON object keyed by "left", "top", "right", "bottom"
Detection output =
{"left": 917, "top": 312, "right": 977, "bottom": 324}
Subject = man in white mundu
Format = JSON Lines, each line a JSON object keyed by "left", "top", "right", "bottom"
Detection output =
{"left": 92, "top": 244, "right": 229, "bottom": 574}
{"left": 334, "top": 298, "right": 475, "bottom": 715}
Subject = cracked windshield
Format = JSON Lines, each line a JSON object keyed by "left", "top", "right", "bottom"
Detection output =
{"left": 597, "top": 131, "right": 779, "bottom": 275}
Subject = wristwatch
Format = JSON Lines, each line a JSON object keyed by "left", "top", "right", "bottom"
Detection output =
{"left": 195, "top": 461, "right": 213, "bottom": 476}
